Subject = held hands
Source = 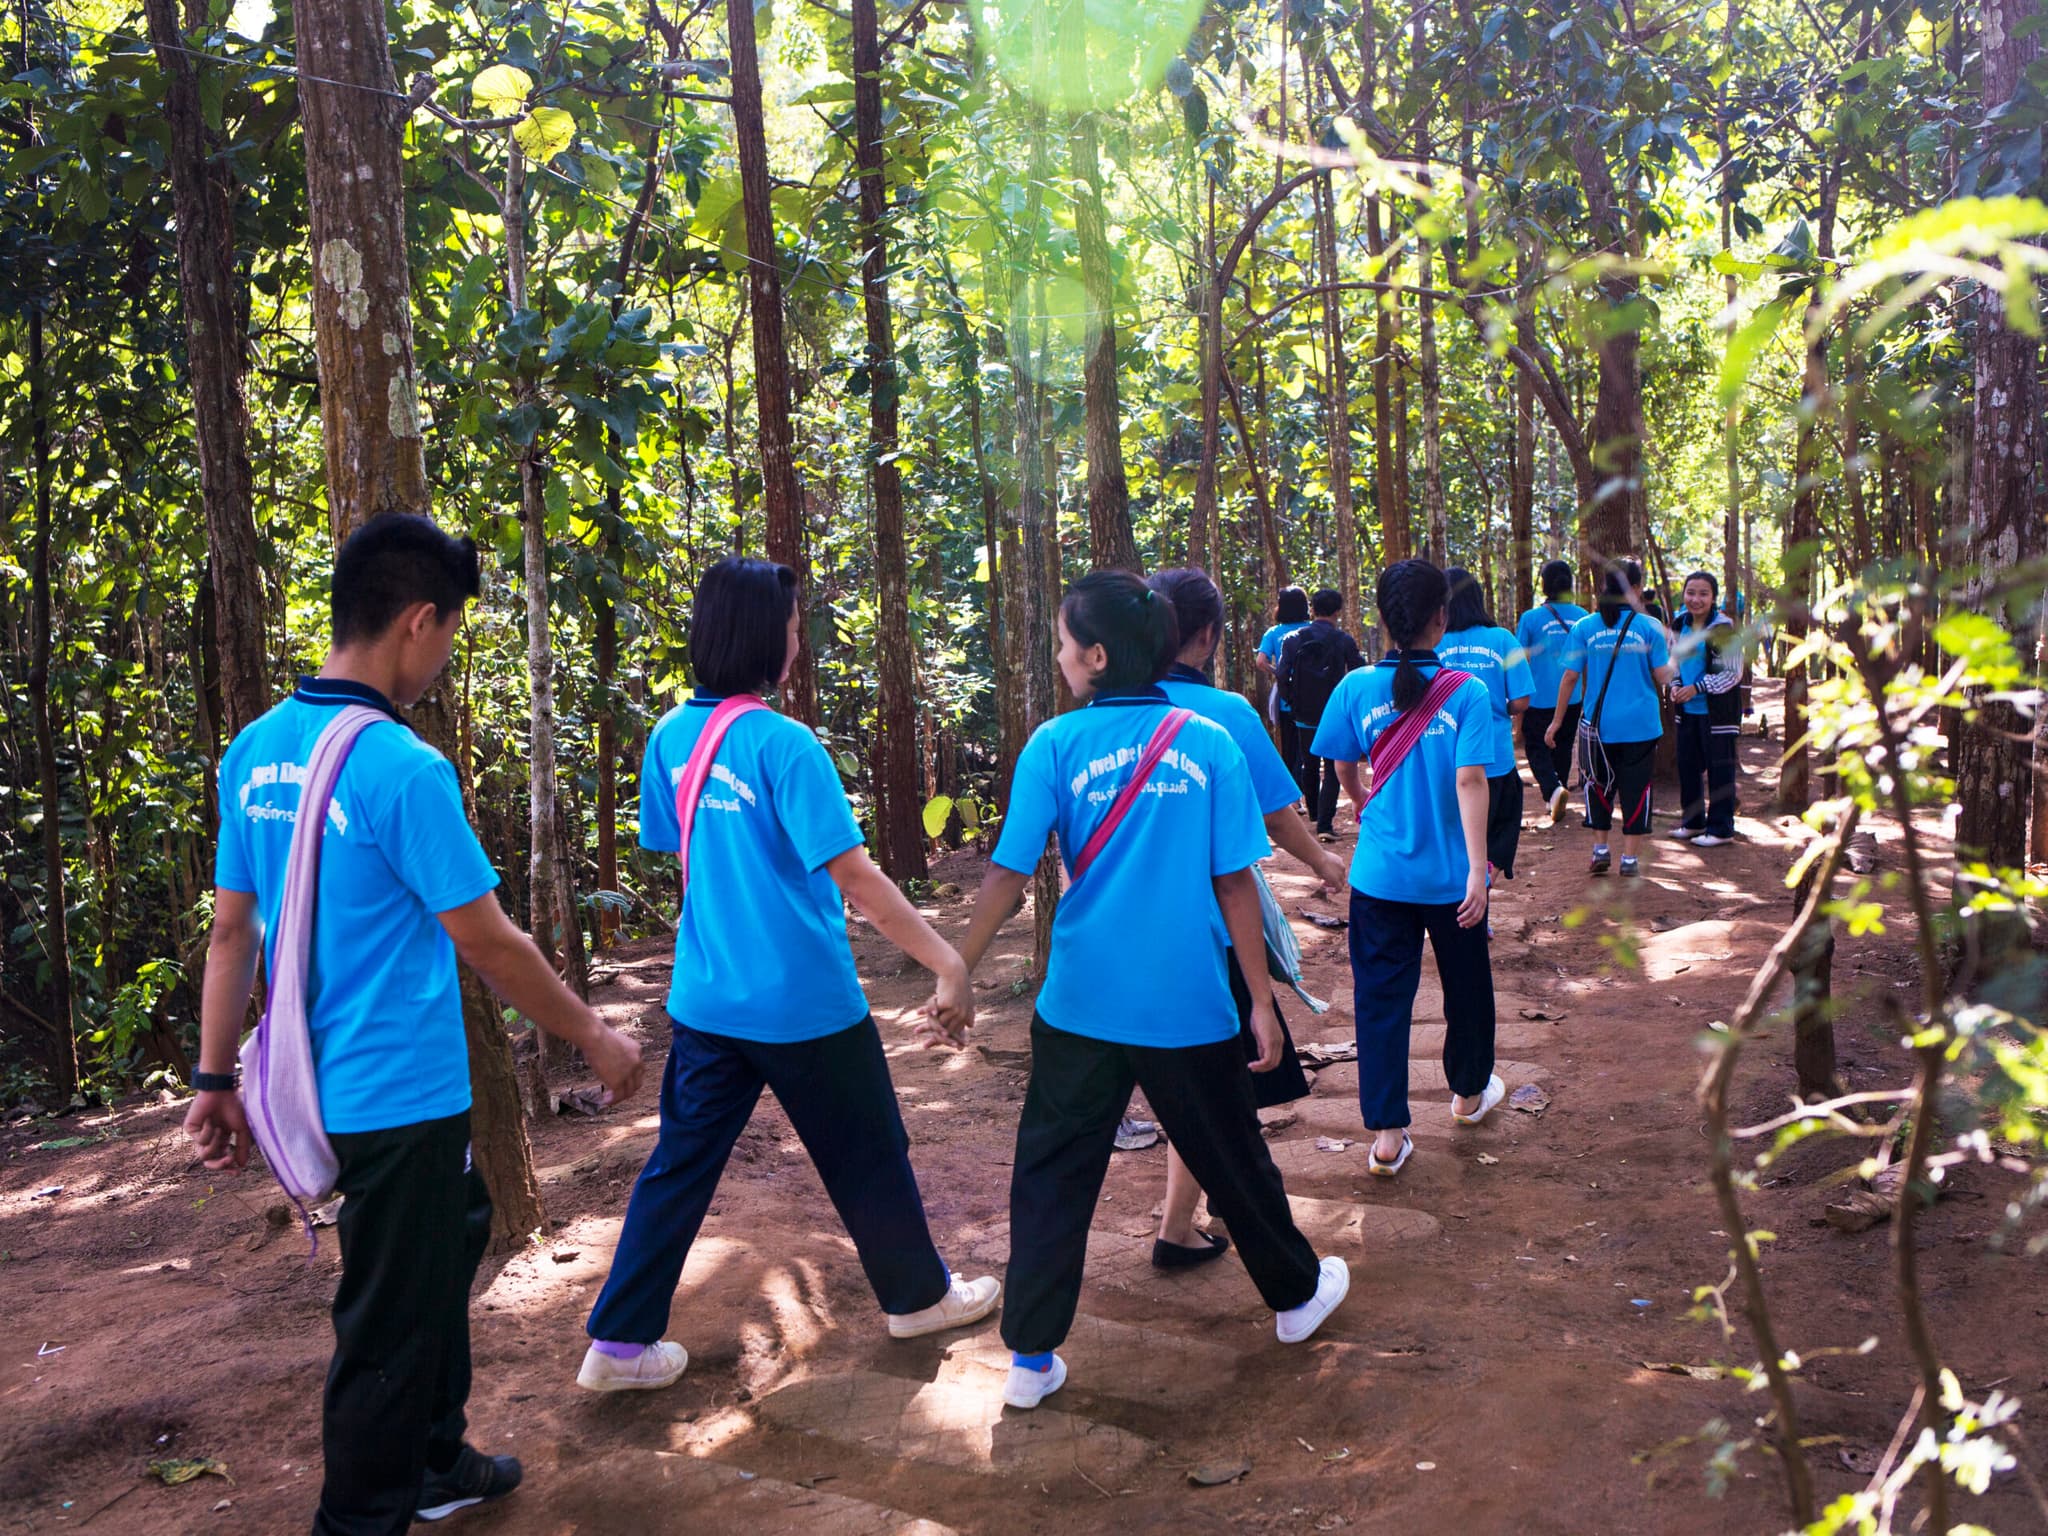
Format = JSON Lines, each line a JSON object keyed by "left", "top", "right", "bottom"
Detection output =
{"left": 1671, "top": 684, "right": 1697, "bottom": 704}
{"left": 914, "top": 955, "right": 975, "bottom": 1050}
{"left": 183, "top": 1089, "right": 253, "bottom": 1171}
{"left": 583, "top": 1019, "right": 647, "bottom": 1105}
{"left": 1456, "top": 865, "right": 1490, "bottom": 929}
{"left": 1246, "top": 1000, "right": 1284, "bottom": 1073}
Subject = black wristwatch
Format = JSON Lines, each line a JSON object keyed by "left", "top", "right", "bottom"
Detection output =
{"left": 191, "top": 1069, "right": 239, "bottom": 1093}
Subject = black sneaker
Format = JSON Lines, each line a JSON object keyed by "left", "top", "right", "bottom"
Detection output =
{"left": 418, "top": 1446, "right": 523, "bottom": 1523}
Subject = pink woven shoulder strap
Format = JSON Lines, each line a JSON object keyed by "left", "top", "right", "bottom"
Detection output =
{"left": 1068, "top": 707, "right": 1193, "bottom": 882}
{"left": 1361, "top": 669, "right": 1471, "bottom": 812}
{"left": 673, "top": 695, "right": 768, "bottom": 896}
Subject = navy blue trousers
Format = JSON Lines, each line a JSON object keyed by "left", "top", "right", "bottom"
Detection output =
{"left": 1348, "top": 890, "right": 1495, "bottom": 1130}
{"left": 586, "top": 1016, "right": 950, "bottom": 1344}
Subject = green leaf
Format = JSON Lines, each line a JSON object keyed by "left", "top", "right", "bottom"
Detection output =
{"left": 1181, "top": 85, "right": 1209, "bottom": 139}
{"left": 513, "top": 106, "right": 576, "bottom": 163}
{"left": 921, "top": 794, "right": 954, "bottom": 839}
{"left": 473, "top": 64, "right": 534, "bottom": 118}
{"left": 1718, "top": 295, "right": 1790, "bottom": 408}
{"left": 1936, "top": 611, "right": 2027, "bottom": 687}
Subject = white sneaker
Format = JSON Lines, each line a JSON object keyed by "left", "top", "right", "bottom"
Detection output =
{"left": 1453, "top": 1072, "right": 1508, "bottom": 1125}
{"left": 576, "top": 1340, "right": 689, "bottom": 1392}
{"left": 1548, "top": 786, "right": 1569, "bottom": 823}
{"left": 1003, "top": 1353, "right": 1068, "bottom": 1410}
{"left": 887, "top": 1274, "right": 1001, "bottom": 1339}
{"left": 1276, "top": 1256, "right": 1350, "bottom": 1344}
{"left": 1690, "top": 833, "right": 1734, "bottom": 847}
{"left": 1665, "top": 826, "right": 1700, "bottom": 841}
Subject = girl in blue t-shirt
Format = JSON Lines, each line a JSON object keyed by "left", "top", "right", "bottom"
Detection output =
{"left": 1668, "top": 570, "right": 1742, "bottom": 846}
{"left": 1438, "top": 567, "right": 1535, "bottom": 879}
{"left": 953, "top": 570, "right": 1350, "bottom": 1411}
{"left": 580, "top": 558, "right": 1000, "bottom": 1393}
{"left": 1544, "top": 561, "right": 1677, "bottom": 877}
{"left": 1256, "top": 586, "right": 1314, "bottom": 773}
{"left": 1311, "top": 559, "right": 1504, "bottom": 1176}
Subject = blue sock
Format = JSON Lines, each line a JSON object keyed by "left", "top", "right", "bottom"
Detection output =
{"left": 1012, "top": 1351, "right": 1054, "bottom": 1372}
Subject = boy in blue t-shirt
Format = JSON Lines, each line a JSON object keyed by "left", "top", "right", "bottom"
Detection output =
{"left": 954, "top": 571, "right": 1350, "bottom": 1413}
{"left": 1514, "top": 558, "right": 1591, "bottom": 822}
{"left": 188, "top": 515, "right": 645, "bottom": 1530}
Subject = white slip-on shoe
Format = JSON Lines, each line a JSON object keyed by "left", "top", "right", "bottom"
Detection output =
{"left": 1276, "top": 1256, "right": 1351, "bottom": 1344}
{"left": 1453, "top": 1073, "right": 1509, "bottom": 1125}
{"left": 1548, "top": 786, "right": 1569, "bottom": 823}
{"left": 1003, "top": 1353, "right": 1068, "bottom": 1410}
{"left": 1366, "top": 1132, "right": 1413, "bottom": 1177}
{"left": 1665, "top": 825, "right": 1701, "bottom": 841}
{"left": 1690, "top": 833, "right": 1734, "bottom": 847}
{"left": 577, "top": 1340, "right": 690, "bottom": 1392}
{"left": 888, "top": 1274, "right": 1001, "bottom": 1339}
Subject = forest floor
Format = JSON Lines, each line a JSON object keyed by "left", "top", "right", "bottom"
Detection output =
{"left": 3, "top": 680, "right": 2045, "bottom": 1536}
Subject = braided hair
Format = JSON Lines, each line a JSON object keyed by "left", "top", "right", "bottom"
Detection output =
{"left": 1061, "top": 569, "right": 1181, "bottom": 691}
{"left": 1375, "top": 558, "right": 1448, "bottom": 715}
{"left": 1148, "top": 567, "right": 1225, "bottom": 660}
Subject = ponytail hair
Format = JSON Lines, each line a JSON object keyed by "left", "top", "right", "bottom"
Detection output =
{"left": 1375, "top": 558, "right": 1448, "bottom": 715}
{"left": 1598, "top": 559, "right": 1644, "bottom": 627}
{"left": 1275, "top": 585, "right": 1310, "bottom": 623}
{"left": 1061, "top": 569, "right": 1180, "bottom": 692}
{"left": 1443, "top": 566, "right": 1492, "bottom": 632}
{"left": 1147, "top": 567, "right": 1225, "bottom": 661}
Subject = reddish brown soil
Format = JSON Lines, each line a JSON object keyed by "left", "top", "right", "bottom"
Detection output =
{"left": 4, "top": 687, "right": 2043, "bottom": 1535}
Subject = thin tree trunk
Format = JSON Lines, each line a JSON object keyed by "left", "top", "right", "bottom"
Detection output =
{"left": 1193, "top": 174, "right": 1222, "bottom": 569}
{"left": 1071, "top": 108, "right": 1137, "bottom": 570}
{"left": 1368, "top": 199, "right": 1407, "bottom": 564}
{"left": 146, "top": 0, "right": 268, "bottom": 738}
{"left": 1313, "top": 163, "right": 1361, "bottom": 613}
{"left": 852, "top": 0, "right": 928, "bottom": 880}
{"left": 1511, "top": 342, "right": 1535, "bottom": 611}
{"left": 293, "top": 0, "right": 541, "bottom": 1245}
{"left": 728, "top": 0, "right": 817, "bottom": 723}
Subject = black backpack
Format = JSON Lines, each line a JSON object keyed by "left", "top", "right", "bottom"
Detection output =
{"left": 1281, "top": 624, "right": 1348, "bottom": 725}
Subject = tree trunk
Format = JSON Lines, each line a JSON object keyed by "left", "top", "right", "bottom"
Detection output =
{"left": 1314, "top": 169, "right": 1360, "bottom": 613}
{"left": 293, "top": 0, "right": 541, "bottom": 1246}
{"left": 1368, "top": 198, "right": 1407, "bottom": 565}
{"left": 1418, "top": 236, "right": 1447, "bottom": 566}
{"left": 27, "top": 307, "right": 78, "bottom": 1103}
{"left": 851, "top": 0, "right": 928, "bottom": 880}
{"left": 1511, "top": 346, "right": 1535, "bottom": 612}
{"left": 593, "top": 579, "right": 619, "bottom": 946}
{"left": 728, "top": 0, "right": 817, "bottom": 723}
{"left": 1567, "top": 136, "right": 1648, "bottom": 568}
{"left": 1072, "top": 111, "right": 1138, "bottom": 570}
{"left": 1192, "top": 174, "right": 1222, "bottom": 569}
{"left": 1954, "top": 0, "right": 2043, "bottom": 867}
{"left": 1779, "top": 169, "right": 1839, "bottom": 813}
{"left": 147, "top": 0, "right": 268, "bottom": 739}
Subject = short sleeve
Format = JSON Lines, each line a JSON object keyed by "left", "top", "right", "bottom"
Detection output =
{"left": 1310, "top": 673, "right": 1366, "bottom": 761}
{"left": 1515, "top": 612, "right": 1538, "bottom": 652}
{"left": 1562, "top": 620, "right": 1589, "bottom": 675}
{"left": 1648, "top": 622, "right": 1672, "bottom": 667}
{"left": 1503, "top": 634, "right": 1535, "bottom": 701}
{"left": 768, "top": 726, "right": 866, "bottom": 872}
{"left": 1206, "top": 736, "right": 1272, "bottom": 877}
{"left": 1453, "top": 682, "right": 1494, "bottom": 769}
{"left": 638, "top": 716, "right": 683, "bottom": 853}
{"left": 214, "top": 740, "right": 255, "bottom": 892}
{"left": 1228, "top": 699, "right": 1301, "bottom": 814}
{"left": 992, "top": 727, "right": 1059, "bottom": 874}
{"left": 385, "top": 756, "right": 501, "bottom": 914}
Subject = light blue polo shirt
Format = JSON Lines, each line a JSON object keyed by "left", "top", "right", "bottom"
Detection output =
{"left": 1563, "top": 611, "right": 1671, "bottom": 744}
{"left": 1516, "top": 601, "right": 1589, "bottom": 707}
{"left": 1437, "top": 625, "right": 1534, "bottom": 778}
{"left": 1309, "top": 659, "right": 1494, "bottom": 906}
{"left": 641, "top": 696, "right": 869, "bottom": 1042}
{"left": 1258, "top": 621, "right": 1311, "bottom": 712}
{"left": 214, "top": 679, "right": 500, "bottom": 1135}
{"left": 1672, "top": 611, "right": 1730, "bottom": 716}
{"left": 992, "top": 691, "right": 1270, "bottom": 1047}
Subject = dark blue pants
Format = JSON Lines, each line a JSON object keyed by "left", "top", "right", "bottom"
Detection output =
{"left": 586, "top": 1016, "right": 949, "bottom": 1344}
{"left": 1348, "top": 890, "right": 1495, "bottom": 1130}
{"left": 1675, "top": 713, "right": 1738, "bottom": 837}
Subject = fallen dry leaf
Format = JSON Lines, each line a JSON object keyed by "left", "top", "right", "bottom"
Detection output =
{"left": 1188, "top": 1457, "right": 1252, "bottom": 1486}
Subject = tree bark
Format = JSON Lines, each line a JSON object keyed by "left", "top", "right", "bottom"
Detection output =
{"left": 146, "top": 0, "right": 268, "bottom": 739}
{"left": 1072, "top": 111, "right": 1138, "bottom": 570}
{"left": 728, "top": 0, "right": 817, "bottom": 723}
{"left": 1568, "top": 135, "right": 1648, "bottom": 569}
{"left": 849, "top": 0, "right": 928, "bottom": 880}
{"left": 1954, "top": 0, "right": 2043, "bottom": 867}
{"left": 1192, "top": 173, "right": 1223, "bottom": 569}
{"left": 1368, "top": 198, "right": 1407, "bottom": 564}
{"left": 1313, "top": 165, "right": 1360, "bottom": 614}
{"left": 293, "top": 0, "right": 542, "bottom": 1246}
{"left": 1511, "top": 342, "right": 1535, "bottom": 612}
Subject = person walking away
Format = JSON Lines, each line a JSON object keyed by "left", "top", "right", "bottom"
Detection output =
{"left": 951, "top": 571, "right": 1350, "bottom": 1410}
{"left": 1514, "top": 560, "right": 1589, "bottom": 823}
{"left": 1545, "top": 561, "right": 1677, "bottom": 878}
{"left": 186, "top": 514, "right": 648, "bottom": 1533}
{"left": 1438, "top": 568, "right": 1534, "bottom": 881}
{"left": 1311, "top": 559, "right": 1504, "bottom": 1178}
{"left": 1147, "top": 568, "right": 1349, "bottom": 1268}
{"left": 1276, "top": 589, "right": 1366, "bottom": 839}
{"left": 1667, "top": 571, "right": 1742, "bottom": 847}
{"left": 579, "top": 558, "right": 999, "bottom": 1392}
{"left": 1255, "top": 587, "right": 1313, "bottom": 786}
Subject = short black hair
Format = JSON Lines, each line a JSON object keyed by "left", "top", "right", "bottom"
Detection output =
{"left": 690, "top": 557, "right": 799, "bottom": 695}
{"left": 1540, "top": 559, "right": 1573, "bottom": 598}
{"left": 1598, "top": 559, "right": 1645, "bottom": 627}
{"left": 1275, "top": 586, "right": 1310, "bottom": 624}
{"left": 1310, "top": 587, "right": 1344, "bottom": 618}
{"left": 331, "top": 513, "right": 481, "bottom": 645}
{"left": 1062, "top": 568, "right": 1179, "bottom": 692}
{"left": 1443, "top": 566, "right": 1492, "bottom": 632}
{"left": 1148, "top": 567, "right": 1225, "bottom": 659}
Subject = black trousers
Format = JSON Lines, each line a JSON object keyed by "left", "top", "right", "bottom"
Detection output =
{"left": 1522, "top": 704, "right": 1581, "bottom": 798}
{"left": 1675, "top": 713, "right": 1738, "bottom": 837}
{"left": 1277, "top": 713, "right": 1303, "bottom": 788}
{"left": 1001, "top": 1016, "right": 1321, "bottom": 1353}
{"left": 316, "top": 1111, "right": 492, "bottom": 1536}
{"left": 1289, "top": 716, "right": 1342, "bottom": 831}
{"left": 1485, "top": 770, "right": 1524, "bottom": 877}
{"left": 1586, "top": 736, "right": 1658, "bottom": 836}
{"left": 586, "top": 1016, "right": 949, "bottom": 1344}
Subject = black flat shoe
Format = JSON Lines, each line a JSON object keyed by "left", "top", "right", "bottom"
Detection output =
{"left": 418, "top": 1446, "right": 523, "bottom": 1523}
{"left": 1151, "top": 1231, "right": 1232, "bottom": 1270}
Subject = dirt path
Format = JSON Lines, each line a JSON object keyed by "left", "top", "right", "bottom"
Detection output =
{"left": 4, "top": 691, "right": 2042, "bottom": 1534}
